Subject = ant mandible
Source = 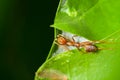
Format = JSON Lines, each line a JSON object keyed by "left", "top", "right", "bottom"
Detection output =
{"left": 55, "top": 34, "right": 98, "bottom": 53}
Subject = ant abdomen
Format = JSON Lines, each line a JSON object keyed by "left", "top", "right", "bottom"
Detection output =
{"left": 84, "top": 45, "right": 98, "bottom": 52}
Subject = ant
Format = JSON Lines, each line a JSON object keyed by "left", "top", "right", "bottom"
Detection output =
{"left": 55, "top": 34, "right": 98, "bottom": 53}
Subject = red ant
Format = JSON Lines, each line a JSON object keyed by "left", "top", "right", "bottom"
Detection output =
{"left": 55, "top": 34, "right": 98, "bottom": 53}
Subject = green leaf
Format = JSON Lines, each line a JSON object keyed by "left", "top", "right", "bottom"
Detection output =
{"left": 52, "top": 0, "right": 120, "bottom": 40}
{"left": 35, "top": 0, "right": 120, "bottom": 80}
{"left": 35, "top": 30, "right": 120, "bottom": 80}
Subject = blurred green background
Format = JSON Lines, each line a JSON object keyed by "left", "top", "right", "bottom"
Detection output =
{"left": 0, "top": 0, "right": 59, "bottom": 80}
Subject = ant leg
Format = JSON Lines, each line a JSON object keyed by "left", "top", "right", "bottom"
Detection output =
{"left": 54, "top": 39, "right": 59, "bottom": 45}
{"left": 72, "top": 35, "right": 78, "bottom": 42}
{"left": 98, "top": 47, "right": 113, "bottom": 51}
{"left": 76, "top": 47, "right": 86, "bottom": 54}
{"left": 56, "top": 34, "right": 62, "bottom": 38}
{"left": 92, "top": 40, "right": 113, "bottom": 44}
{"left": 92, "top": 40, "right": 104, "bottom": 44}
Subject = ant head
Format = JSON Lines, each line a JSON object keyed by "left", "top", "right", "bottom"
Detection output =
{"left": 55, "top": 34, "right": 67, "bottom": 45}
